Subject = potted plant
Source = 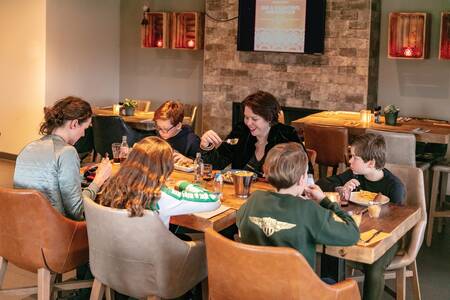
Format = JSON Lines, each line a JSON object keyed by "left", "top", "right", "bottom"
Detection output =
{"left": 122, "top": 99, "right": 137, "bottom": 116}
{"left": 384, "top": 104, "right": 400, "bottom": 126}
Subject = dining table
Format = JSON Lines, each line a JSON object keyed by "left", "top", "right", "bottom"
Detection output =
{"left": 93, "top": 107, "right": 156, "bottom": 131}
{"left": 291, "top": 111, "right": 450, "bottom": 145}
{"left": 169, "top": 170, "right": 422, "bottom": 266}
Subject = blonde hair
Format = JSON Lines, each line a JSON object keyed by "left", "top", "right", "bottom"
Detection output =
{"left": 263, "top": 142, "right": 308, "bottom": 190}
{"left": 100, "top": 136, "right": 174, "bottom": 217}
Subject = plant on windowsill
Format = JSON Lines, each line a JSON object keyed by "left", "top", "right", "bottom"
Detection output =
{"left": 384, "top": 104, "right": 400, "bottom": 126}
{"left": 123, "top": 99, "right": 137, "bottom": 116}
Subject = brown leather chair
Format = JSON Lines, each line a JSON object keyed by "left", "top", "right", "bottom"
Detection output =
{"left": 205, "top": 228, "right": 360, "bottom": 300}
{"left": 83, "top": 194, "right": 207, "bottom": 300}
{"left": 303, "top": 123, "right": 349, "bottom": 178}
{"left": 0, "top": 187, "right": 91, "bottom": 300}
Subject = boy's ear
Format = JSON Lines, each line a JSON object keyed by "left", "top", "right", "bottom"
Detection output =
{"left": 367, "top": 159, "right": 376, "bottom": 169}
{"left": 298, "top": 172, "right": 306, "bottom": 186}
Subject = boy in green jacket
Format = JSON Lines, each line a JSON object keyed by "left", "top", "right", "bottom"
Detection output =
{"left": 236, "top": 142, "right": 359, "bottom": 270}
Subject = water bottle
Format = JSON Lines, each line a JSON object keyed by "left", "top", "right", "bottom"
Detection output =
{"left": 213, "top": 173, "right": 223, "bottom": 198}
{"left": 193, "top": 152, "right": 203, "bottom": 183}
{"left": 119, "top": 136, "right": 129, "bottom": 162}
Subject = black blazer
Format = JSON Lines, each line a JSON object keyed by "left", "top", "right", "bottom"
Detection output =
{"left": 202, "top": 123, "right": 313, "bottom": 175}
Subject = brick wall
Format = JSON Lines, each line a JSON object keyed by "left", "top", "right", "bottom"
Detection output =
{"left": 202, "top": 0, "right": 381, "bottom": 136}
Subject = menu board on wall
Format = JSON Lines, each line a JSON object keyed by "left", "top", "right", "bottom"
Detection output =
{"left": 254, "top": 0, "right": 307, "bottom": 53}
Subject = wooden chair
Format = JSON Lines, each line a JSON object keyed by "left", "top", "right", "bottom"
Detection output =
{"left": 426, "top": 160, "right": 450, "bottom": 247}
{"left": 349, "top": 164, "right": 426, "bottom": 300}
{"left": 0, "top": 187, "right": 92, "bottom": 300}
{"left": 183, "top": 104, "right": 198, "bottom": 128}
{"left": 303, "top": 124, "right": 348, "bottom": 178}
{"left": 83, "top": 195, "right": 207, "bottom": 300}
{"left": 134, "top": 99, "right": 151, "bottom": 112}
{"left": 205, "top": 228, "right": 360, "bottom": 300}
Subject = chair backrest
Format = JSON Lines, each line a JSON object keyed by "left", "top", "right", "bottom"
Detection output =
{"left": 0, "top": 187, "right": 88, "bottom": 274}
{"left": 182, "top": 104, "right": 198, "bottom": 128}
{"left": 366, "top": 129, "right": 416, "bottom": 166}
{"left": 82, "top": 196, "right": 207, "bottom": 299}
{"left": 92, "top": 115, "right": 144, "bottom": 157}
{"left": 134, "top": 100, "right": 151, "bottom": 112}
{"left": 385, "top": 163, "right": 427, "bottom": 266}
{"left": 205, "top": 229, "right": 360, "bottom": 300}
{"left": 304, "top": 124, "right": 348, "bottom": 167}
{"left": 306, "top": 148, "right": 317, "bottom": 166}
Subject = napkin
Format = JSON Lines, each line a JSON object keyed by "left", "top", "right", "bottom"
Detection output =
{"left": 193, "top": 205, "right": 231, "bottom": 219}
{"left": 357, "top": 229, "right": 390, "bottom": 247}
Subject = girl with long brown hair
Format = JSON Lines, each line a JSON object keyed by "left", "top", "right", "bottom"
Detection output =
{"left": 98, "top": 136, "right": 220, "bottom": 227}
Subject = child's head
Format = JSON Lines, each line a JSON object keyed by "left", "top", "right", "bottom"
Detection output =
{"left": 263, "top": 142, "right": 308, "bottom": 192}
{"left": 349, "top": 133, "right": 386, "bottom": 175}
{"left": 153, "top": 100, "right": 184, "bottom": 140}
{"left": 100, "top": 136, "right": 174, "bottom": 217}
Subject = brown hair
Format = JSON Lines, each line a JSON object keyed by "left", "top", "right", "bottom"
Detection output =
{"left": 242, "top": 91, "right": 280, "bottom": 124}
{"left": 263, "top": 142, "right": 308, "bottom": 190}
{"left": 99, "top": 136, "right": 174, "bottom": 217}
{"left": 153, "top": 100, "right": 184, "bottom": 125}
{"left": 351, "top": 133, "right": 386, "bottom": 169}
{"left": 39, "top": 96, "right": 92, "bottom": 135}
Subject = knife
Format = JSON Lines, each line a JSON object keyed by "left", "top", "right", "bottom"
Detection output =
{"left": 364, "top": 230, "right": 382, "bottom": 243}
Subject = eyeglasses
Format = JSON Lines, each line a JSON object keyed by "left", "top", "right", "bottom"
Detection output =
{"left": 156, "top": 124, "right": 176, "bottom": 133}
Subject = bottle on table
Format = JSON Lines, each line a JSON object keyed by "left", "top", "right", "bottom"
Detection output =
{"left": 119, "top": 136, "right": 129, "bottom": 163}
{"left": 193, "top": 152, "right": 203, "bottom": 184}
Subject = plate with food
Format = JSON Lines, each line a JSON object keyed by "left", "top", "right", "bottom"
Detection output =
{"left": 349, "top": 190, "right": 390, "bottom": 206}
{"left": 221, "top": 170, "right": 256, "bottom": 184}
{"left": 174, "top": 161, "right": 195, "bottom": 172}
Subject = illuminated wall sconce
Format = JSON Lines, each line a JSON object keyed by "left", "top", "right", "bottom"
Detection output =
{"left": 388, "top": 12, "right": 429, "bottom": 59}
{"left": 141, "top": 12, "right": 170, "bottom": 48}
{"left": 439, "top": 12, "right": 450, "bottom": 59}
{"left": 171, "top": 12, "right": 204, "bottom": 50}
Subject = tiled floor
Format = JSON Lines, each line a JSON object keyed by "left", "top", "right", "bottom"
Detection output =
{"left": 0, "top": 158, "right": 449, "bottom": 299}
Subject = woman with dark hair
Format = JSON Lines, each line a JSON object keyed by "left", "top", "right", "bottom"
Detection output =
{"left": 97, "top": 136, "right": 220, "bottom": 227}
{"left": 14, "top": 96, "right": 112, "bottom": 220}
{"left": 153, "top": 100, "right": 200, "bottom": 163}
{"left": 200, "top": 91, "right": 312, "bottom": 176}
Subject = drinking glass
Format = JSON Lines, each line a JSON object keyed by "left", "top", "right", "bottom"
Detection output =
{"left": 335, "top": 186, "right": 350, "bottom": 207}
{"left": 232, "top": 171, "right": 254, "bottom": 198}
{"left": 111, "top": 143, "right": 121, "bottom": 164}
{"left": 202, "top": 164, "right": 213, "bottom": 181}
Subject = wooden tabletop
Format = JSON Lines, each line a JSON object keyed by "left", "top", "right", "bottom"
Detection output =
{"left": 169, "top": 170, "right": 421, "bottom": 264}
{"left": 93, "top": 108, "right": 156, "bottom": 131}
{"left": 291, "top": 111, "right": 450, "bottom": 144}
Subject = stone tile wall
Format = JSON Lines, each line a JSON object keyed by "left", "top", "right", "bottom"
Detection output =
{"left": 202, "top": 0, "right": 381, "bottom": 136}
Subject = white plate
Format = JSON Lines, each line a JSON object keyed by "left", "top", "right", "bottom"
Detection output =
{"left": 349, "top": 191, "right": 390, "bottom": 206}
{"left": 174, "top": 164, "right": 194, "bottom": 173}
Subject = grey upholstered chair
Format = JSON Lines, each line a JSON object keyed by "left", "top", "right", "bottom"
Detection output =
{"left": 350, "top": 164, "right": 426, "bottom": 300}
{"left": 82, "top": 195, "right": 207, "bottom": 300}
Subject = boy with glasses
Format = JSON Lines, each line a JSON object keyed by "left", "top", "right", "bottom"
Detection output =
{"left": 317, "top": 133, "right": 406, "bottom": 300}
{"left": 154, "top": 100, "right": 200, "bottom": 164}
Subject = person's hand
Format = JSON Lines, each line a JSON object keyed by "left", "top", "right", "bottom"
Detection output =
{"left": 93, "top": 158, "right": 112, "bottom": 187}
{"left": 304, "top": 184, "right": 326, "bottom": 203}
{"left": 200, "top": 130, "right": 222, "bottom": 150}
{"left": 173, "top": 152, "right": 193, "bottom": 164}
{"left": 343, "top": 179, "right": 360, "bottom": 192}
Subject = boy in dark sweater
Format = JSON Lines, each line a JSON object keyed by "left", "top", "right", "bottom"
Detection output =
{"left": 154, "top": 100, "right": 200, "bottom": 162}
{"left": 317, "top": 133, "right": 406, "bottom": 300}
{"left": 236, "top": 142, "right": 359, "bottom": 270}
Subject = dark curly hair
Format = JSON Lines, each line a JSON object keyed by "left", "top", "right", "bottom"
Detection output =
{"left": 39, "top": 96, "right": 92, "bottom": 135}
{"left": 241, "top": 91, "right": 280, "bottom": 125}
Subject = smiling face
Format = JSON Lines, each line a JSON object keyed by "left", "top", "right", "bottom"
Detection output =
{"left": 243, "top": 106, "right": 271, "bottom": 139}
{"left": 155, "top": 118, "right": 181, "bottom": 140}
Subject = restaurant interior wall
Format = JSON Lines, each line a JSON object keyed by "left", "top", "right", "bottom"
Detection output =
{"left": 45, "top": 0, "right": 121, "bottom": 107}
{"left": 119, "top": 0, "right": 205, "bottom": 132}
{"left": 0, "top": 0, "right": 46, "bottom": 155}
{"left": 378, "top": 0, "right": 450, "bottom": 122}
{"left": 202, "top": 0, "right": 381, "bottom": 137}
